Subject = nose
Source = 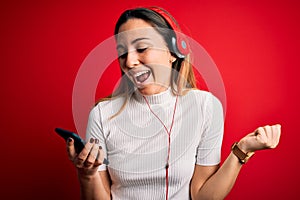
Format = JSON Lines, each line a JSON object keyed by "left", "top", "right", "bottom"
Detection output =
{"left": 125, "top": 50, "right": 140, "bottom": 69}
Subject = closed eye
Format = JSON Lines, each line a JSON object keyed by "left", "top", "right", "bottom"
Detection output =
{"left": 136, "top": 47, "right": 148, "bottom": 53}
{"left": 118, "top": 52, "right": 127, "bottom": 59}
{"left": 117, "top": 47, "right": 148, "bottom": 59}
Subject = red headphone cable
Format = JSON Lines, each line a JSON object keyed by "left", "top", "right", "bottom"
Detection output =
{"left": 143, "top": 95, "right": 179, "bottom": 200}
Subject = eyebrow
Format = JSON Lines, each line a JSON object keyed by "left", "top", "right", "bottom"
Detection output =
{"left": 116, "top": 37, "right": 150, "bottom": 50}
{"left": 131, "top": 37, "right": 149, "bottom": 44}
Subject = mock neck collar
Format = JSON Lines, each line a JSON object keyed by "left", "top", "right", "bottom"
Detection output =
{"left": 133, "top": 87, "right": 175, "bottom": 104}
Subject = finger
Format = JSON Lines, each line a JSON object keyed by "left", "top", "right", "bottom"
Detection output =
{"left": 263, "top": 125, "right": 272, "bottom": 138}
{"left": 84, "top": 143, "right": 100, "bottom": 168}
{"left": 275, "top": 124, "right": 282, "bottom": 138}
{"left": 96, "top": 146, "right": 105, "bottom": 166}
{"left": 275, "top": 124, "right": 282, "bottom": 145}
{"left": 256, "top": 126, "right": 274, "bottom": 149}
{"left": 255, "top": 126, "right": 267, "bottom": 140}
{"left": 66, "top": 138, "right": 76, "bottom": 161}
{"left": 274, "top": 124, "right": 281, "bottom": 137}
{"left": 263, "top": 125, "right": 273, "bottom": 145}
{"left": 270, "top": 124, "right": 282, "bottom": 148}
{"left": 75, "top": 138, "right": 94, "bottom": 168}
{"left": 255, "top": 127, "right": 263, "bottom": 136}
{"left": 93, "top": 139, "right": 105, "bottom": 165}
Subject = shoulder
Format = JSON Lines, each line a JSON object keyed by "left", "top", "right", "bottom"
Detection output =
{"left": 183, "top": 89, "right": 220, "bottom": 105}
{"left": 183, "top": 89, "right": 223, "bottom": 115}
{"left": 184, "top": 89, "right": 211, "bottom": 98}
{"left": 92, "top": 95, "right": 127, "bottom": 118}
{"left": 95, "top": 95, "right": 126, "bottom": 108}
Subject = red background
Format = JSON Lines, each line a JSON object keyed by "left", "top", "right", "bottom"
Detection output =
{"left": 1, "top": 0, "right": 299, "bottom": 199}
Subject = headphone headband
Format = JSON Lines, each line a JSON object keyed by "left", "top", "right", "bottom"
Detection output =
{"left": 147, "top": 7, "right": 189, "bottom": 58}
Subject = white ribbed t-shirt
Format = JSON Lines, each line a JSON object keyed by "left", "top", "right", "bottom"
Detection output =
{"left": 86, "top": 88, "right": 224, "bottom": 200}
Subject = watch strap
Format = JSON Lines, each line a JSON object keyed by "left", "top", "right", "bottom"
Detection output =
{"left": 231, "top": 142, "right": 254, "bottom": 164}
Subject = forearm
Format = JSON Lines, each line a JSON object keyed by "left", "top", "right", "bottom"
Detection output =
{"left": 78, "top": 172, "right": 111, "bottom": 200}
{"left": 193, "top": 153, "right": 242, "bottom": 200}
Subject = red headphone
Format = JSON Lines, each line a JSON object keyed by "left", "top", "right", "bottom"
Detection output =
{"left": 147, "top": 7, "right": 189, "bottom": 58}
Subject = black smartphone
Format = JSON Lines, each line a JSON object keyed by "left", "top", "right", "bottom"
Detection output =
{"left": 54, "top": 128, "right": 109, "bottom": 165}
{"left": 55, "top": 128, "right": 86, "bottom": 154}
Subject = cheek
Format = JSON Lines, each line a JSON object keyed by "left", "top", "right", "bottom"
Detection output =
{"left": 118, "top": 59, "right": 126, "bottom": 72}
{"left": 146, "top": 50, "right": 170, "bottom": 66}
{"left": 147, "top": 52, "right": 172, "bottom": 75}
{"left": 151, "top": 64, "right": 172, "bottom": 83}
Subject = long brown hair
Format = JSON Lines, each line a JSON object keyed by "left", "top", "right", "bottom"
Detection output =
{"left": 98, "top": 7, "right": 197, "bottom": 118}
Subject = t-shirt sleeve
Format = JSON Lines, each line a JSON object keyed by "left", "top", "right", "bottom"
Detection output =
{"left": 86, "top": 105, "right": 107, "bottom": 171}
{"left": 196, "top": 93, "right": 224, "bottom": 166}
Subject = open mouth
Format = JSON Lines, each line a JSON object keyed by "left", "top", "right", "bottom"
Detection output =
{"left": 133, "top": 70, "right": 151, "bottom": 84}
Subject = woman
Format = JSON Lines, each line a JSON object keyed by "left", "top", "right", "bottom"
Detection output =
{"left": 66, "top": 7, "right": 281, "bottom": 200}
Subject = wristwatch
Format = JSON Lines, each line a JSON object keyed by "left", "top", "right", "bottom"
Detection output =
{"left": 231, "top": 142, "right": 254, "bottom": 164}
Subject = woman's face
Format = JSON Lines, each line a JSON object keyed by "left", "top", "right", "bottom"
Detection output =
{"left": 116, "top": 18, "right": 176, "bottom": 95}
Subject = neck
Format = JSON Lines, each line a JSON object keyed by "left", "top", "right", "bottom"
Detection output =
{"left": 133, "top": 87, "right": 175, "bottom": 105}
{"left": 137, "top": 85, "right": 169, "bottom": 96}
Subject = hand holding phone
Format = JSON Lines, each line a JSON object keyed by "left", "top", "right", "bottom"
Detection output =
{"left": 55, "top": 128, "right": 86, "bottom": 154}
{"left": 54, "top": 128, "right": 108, "bottom": 165}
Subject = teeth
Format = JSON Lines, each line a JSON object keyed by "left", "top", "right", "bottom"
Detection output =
{"left": 134, "top": 70, "right": 149, "bottom": 78}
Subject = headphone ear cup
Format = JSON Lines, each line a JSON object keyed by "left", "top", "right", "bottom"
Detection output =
{"left": 171, "top": 33, "right": 189, "bottom": 59}
{"left": 176, "top": 32, "right": 189, "bottom": 58}
{"left": 147, "top": 7, "right": 189, "bottom": 58}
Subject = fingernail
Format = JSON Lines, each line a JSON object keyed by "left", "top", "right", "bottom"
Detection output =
{"left": 67, "top": 137, "right": 72, "bottom": 143}
{"left": 103, "top": 158, "right": 109, "bottom": 165}
{"left": 95, "top": 139, "right": 99, "bottom": 144}
{"left": 89, "top": 138, "right": 94, "bottom": 143}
